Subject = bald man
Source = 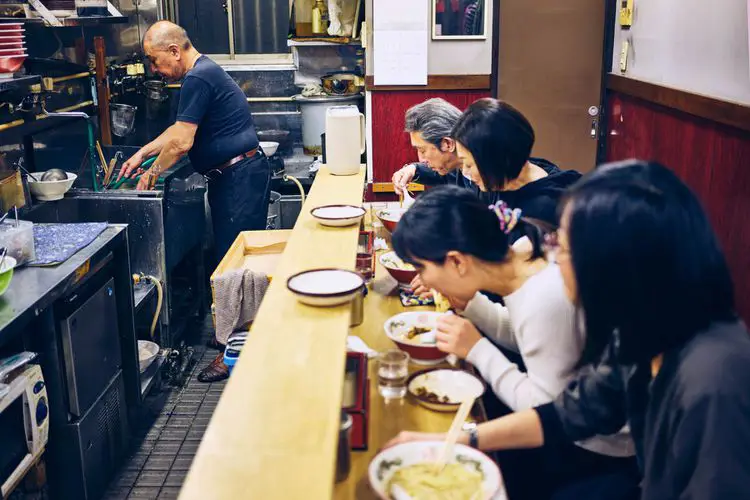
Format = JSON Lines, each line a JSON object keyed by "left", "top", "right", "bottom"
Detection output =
{"left": 120, "top": 21, "right": 270, "bottom": 267}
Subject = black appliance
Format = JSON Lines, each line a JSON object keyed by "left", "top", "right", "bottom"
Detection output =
{"left": 59, "top": 278, "right": 121, "bottom": 417}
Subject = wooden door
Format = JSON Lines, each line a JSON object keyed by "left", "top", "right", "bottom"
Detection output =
{"left": 496, "top": 1, "right": 607, "bottom": 172}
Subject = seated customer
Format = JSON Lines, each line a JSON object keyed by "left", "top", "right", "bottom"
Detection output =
{"left": 392, "top": 186, "right": 637, "bottom": 500}
{"left": 388, "top": 160, "right": 750, "bottom": 500}
{"left": 451, "top": 98, "right": 581, "bottom": 237}
{"left": 392, "top": 98, "right": 471, "bottom": 193}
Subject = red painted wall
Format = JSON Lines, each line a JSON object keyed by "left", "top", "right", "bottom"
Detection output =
{"left": 369, "top": 90, "right": 491, "bottom": 185}
{"left": 606, "top": 91, "right": 750, "bottom": 322}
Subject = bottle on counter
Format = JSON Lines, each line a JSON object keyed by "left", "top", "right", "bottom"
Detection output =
{"left": 311, "top": 0, "right": 329, "bottom": 35}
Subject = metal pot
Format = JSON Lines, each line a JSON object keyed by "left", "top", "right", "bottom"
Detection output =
{"left": 111, "top": 103, "right": 137, "bottom": 137}
{"left": 144, "top": 80, "right": 167, "bottom": 102}
{"left": 321, "top": 72, "right": 364, "bottom": 96}
{"left": 267, "top": 191, "right": 281, "bottom": 229}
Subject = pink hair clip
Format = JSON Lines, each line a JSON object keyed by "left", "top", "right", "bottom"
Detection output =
{"left": 489, "top": 200, "right": 522, "bottom": 235}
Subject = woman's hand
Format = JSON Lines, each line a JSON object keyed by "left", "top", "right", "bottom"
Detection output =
{"left": 435, "top": 315, "right": 482, "bottom": 358}
{"left": 392, "top": 164, "right": 417, "bottom": 196}
{"left": 445, "top": 294, "right": 469, "bottom": 312}
{"left": 383, "top": 431, "right": 446, "bottom": 450}
{"left": 410, "top": 275, "right": 432, "bottom": 298}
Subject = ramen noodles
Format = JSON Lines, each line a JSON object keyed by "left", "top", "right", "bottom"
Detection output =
{"left": 387, "top": 462, "right": 483, "bottom": 499}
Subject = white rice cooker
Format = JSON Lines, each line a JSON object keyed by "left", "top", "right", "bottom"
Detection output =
{"left": 294, "top": 94, "right": 364, "bottom": 156}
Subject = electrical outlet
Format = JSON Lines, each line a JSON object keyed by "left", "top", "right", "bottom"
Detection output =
{"left": 619, "top": 0, "right": 634, "bottom": 28}
{"left": 619, "top": 40, "right": 630, "bottom": 72}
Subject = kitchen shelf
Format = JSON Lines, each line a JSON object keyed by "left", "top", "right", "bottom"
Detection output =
{"left": 287, "top": 37, "right": 361, "bottom": 47}
{"left": 0, "top": 15, "right": 128, "bottom": 27}
{"left": 0, "top": 74, "right": 40, "bottom": 93}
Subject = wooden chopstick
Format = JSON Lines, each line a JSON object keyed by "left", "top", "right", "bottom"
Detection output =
{"left": 104, "top": 157, "right": 117, "bottom": 186}
{"left": 435, "top": 397, "right": 474, "bottom": 472}
{"left": 95, "top": 141, "right": 107, "bottom": 173}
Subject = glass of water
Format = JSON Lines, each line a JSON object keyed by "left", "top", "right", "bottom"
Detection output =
{"left": 377, "top": 349, "right": 410, "bottom": 399}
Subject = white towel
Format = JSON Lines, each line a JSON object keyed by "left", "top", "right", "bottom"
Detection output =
{"left": 213, "top": 268, "right": 270, "bottom": 345}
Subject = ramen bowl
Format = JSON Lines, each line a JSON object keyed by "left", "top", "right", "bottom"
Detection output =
{"left": 27, "top": 171, "right": 77, "bottom": 201}
{"left": 379, "top": 251, "right": 418, "bottom": 289}
{"left": 369, "top": 441, "right": 503, "bottom": 500}
{"left": 376, "top": 208, "right": 408, "bottom": 233}
{"left": 384, "top": 311, "right": 446, "bottom": 365}
{"left": 287, "top": 268, "right": 364, "bottom": 307}
{"left": 310, "top": 204, "right": 366, "bottom": 227}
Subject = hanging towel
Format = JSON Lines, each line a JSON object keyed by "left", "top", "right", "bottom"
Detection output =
{"left": 212, "top": 268, "right": 270, "bottom": 345}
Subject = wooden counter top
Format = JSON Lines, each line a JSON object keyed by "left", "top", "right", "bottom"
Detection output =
{"left": 334, "top": 204, "right": 492, "bottom": 499}
{"left": 180, "top": 166, "right": 366, "bottom": 500}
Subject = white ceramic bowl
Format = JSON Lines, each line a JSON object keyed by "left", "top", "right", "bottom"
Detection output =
{"left": 368, "top": 441, "right": 504, "bottom": 500}
{"left": 27, "top": 171, "right": 77, "bottom": 201}
{"left": 310, "top": 204, "right": 366, "bottom": 227}
{"left": 260, "top": 141, "right": 280, "bottom": 156}
{"left": 407, "top": 368, "right": 485, "bottom": 412}
{"left": 287, "top": 268, "right": 364, "bottom": 307}
{"left": 138, "top": 340, "right": 159, "bottom": 373}
{"left": 384, "top": 311, "right": 447, "bottom": 365}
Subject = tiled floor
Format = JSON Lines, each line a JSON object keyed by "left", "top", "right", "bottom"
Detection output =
{"left": 102, "top": 316, "right": 224, "bottom": 500}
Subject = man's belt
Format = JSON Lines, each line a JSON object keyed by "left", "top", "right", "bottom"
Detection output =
{"left": 217, "top": 148, "right": 258, "bottom": 170}
{"left": 204, "top": 148, "right": 258, "bottom": 180}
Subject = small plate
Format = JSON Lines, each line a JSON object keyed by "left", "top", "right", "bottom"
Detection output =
{"left": 287, "top": 268, "right": 364, "bottom": 306}
{"left": 311, "top": 204, "right": 366, "bottom": 227}
{"left": 407, "top": 368, "right": 485, "bottom": 412}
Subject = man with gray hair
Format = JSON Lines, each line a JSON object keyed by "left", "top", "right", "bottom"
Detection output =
{"left": 392, "top": 98, "right": 469, "bottom": 195}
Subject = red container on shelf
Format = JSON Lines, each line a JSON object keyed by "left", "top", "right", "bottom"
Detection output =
{"left": 343, "top": 352, "right": 369, "bottom": 450}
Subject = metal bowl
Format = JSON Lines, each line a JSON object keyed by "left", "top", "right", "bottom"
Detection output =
{"left": 40, "top": 168, "right": 68, "bottom": 181}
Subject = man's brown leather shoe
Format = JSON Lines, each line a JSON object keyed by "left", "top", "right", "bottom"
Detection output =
{"left": 197, "top": 352, "right": 229, "bottom": 383}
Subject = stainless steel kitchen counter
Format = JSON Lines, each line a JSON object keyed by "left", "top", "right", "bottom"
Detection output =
{"left": 0, "top": 224, "right": 127, "bottom": 345}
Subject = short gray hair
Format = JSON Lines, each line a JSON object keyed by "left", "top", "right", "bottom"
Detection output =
{"left": 144, "top": 20, "right": 192, "bottom": 50}
{"left": 404, "top": 98, "right": 462, "bottom": 147}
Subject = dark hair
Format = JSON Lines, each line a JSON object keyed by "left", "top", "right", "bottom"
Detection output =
{"left": 451, "top": 98, "right": 535, "bottom": 189}
{"left": 392, "top": 185, "right": 544, "bottom": 267}
{"left": 567, "top": 160, "right": 736, "bottom": 366}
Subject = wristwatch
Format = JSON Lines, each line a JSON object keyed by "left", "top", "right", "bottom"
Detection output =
{"left": 462, "top": 421, "right": 479, "bottom": 449}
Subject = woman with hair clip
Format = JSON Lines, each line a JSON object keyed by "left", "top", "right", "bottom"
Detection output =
{"left": 409, "top": 97, "right": 582, "bottom": 297}
{"left": 388, "top": 160, "right": 750, "bottom": 499}
{"left": 391, "top": 185, "right": 637, "bottom": 500}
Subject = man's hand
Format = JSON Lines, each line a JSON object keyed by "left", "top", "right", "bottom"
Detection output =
{"left": 118, "top": 151, "right": 146, "bottom": 181}
{"left": 435, "top": 315, "right": 483, "bottom": 358}
{"left": 392, "top": 164, "right": 417, "bottom": 196}
{"left": 136, "top": 170, "right": 157, "bottom": 191}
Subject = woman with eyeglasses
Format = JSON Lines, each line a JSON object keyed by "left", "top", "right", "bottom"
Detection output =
{"left": 391, "top": 185, "right": 638, "bottom": 500}
{"left": 388, "top": 160, "right": 750, "bottom": 499}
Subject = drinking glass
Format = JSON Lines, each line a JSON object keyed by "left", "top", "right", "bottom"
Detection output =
{"left": 377, "top": 349, "right": 409, "bottom": 399}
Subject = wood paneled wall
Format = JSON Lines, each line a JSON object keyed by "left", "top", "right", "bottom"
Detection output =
{"left": 606, "top": 91, "right": 750, "bottom": 322}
